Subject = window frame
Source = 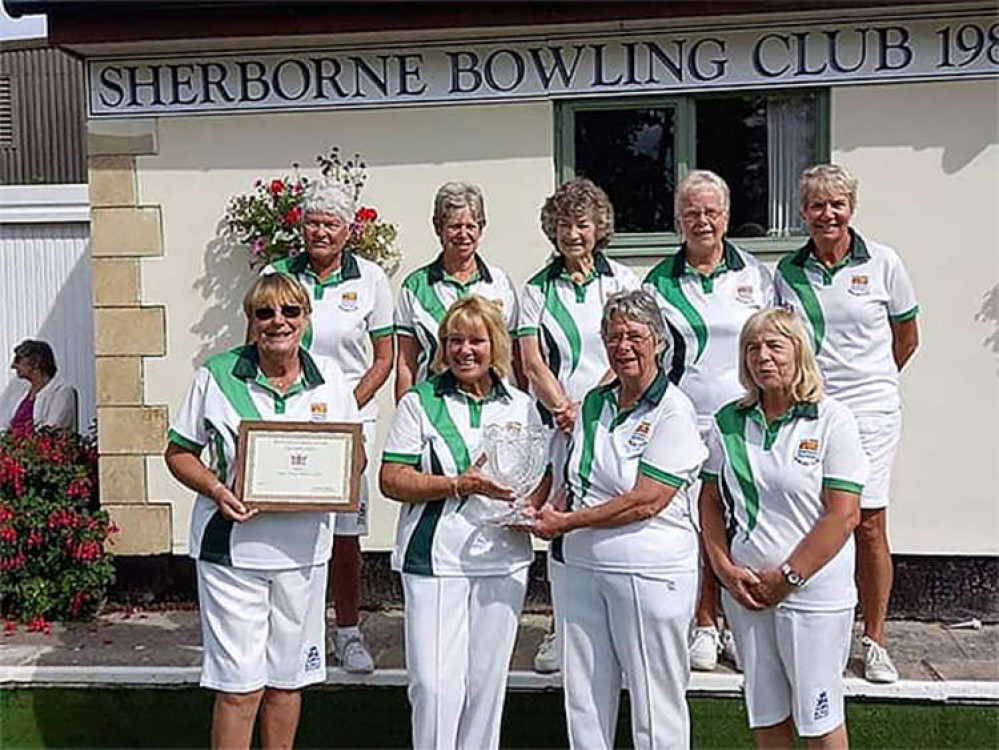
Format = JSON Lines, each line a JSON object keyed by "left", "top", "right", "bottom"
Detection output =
{"left": 554, "top": 88, "right": 830, "bottom": 257}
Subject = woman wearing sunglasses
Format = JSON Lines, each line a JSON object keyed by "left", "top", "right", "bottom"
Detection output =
{"left": 264, "top": 179, "right": 394, "bottom": 674}
{"left": 165, "top": 273, "right": 362, "bottom": 750}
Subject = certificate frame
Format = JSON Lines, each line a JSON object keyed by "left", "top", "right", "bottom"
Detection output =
{"left": 234, "top": 420, "right": 363, "bottom": 512}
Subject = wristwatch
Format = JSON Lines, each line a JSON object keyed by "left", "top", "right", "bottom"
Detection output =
{"left": 780, "top": 562, "right": 806, "bottom": 587}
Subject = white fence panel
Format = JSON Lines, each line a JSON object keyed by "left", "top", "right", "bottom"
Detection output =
{"left": 0, "top": 187, "right": 94, "bottom": 432}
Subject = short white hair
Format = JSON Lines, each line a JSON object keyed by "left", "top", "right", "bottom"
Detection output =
{"left": 303, "top": 179, "right": 355, "bottom": 223}
{"left": 674, "top": 170, "right": 731, "bottom": 224}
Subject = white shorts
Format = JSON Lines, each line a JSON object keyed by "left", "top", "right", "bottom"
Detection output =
{"left": 197, "top": 560, "right": 328, "bottom": 692}
{"left": 333, "top": 420, "right": 374, "bottom": 536}
{"left": 723, "top": 592, "right": 852, "bottom": 738}
{"left": 854, "top": 411, "right": 901, "bottom": 510}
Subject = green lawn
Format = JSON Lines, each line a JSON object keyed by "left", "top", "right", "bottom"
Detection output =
{"left": 1, "top": 688, "right": 996, "bottom": 749}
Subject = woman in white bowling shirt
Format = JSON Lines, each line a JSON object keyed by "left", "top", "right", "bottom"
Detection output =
{"left": 700, "top": 308, "right": 867, "bottom": 748}
{"left": 532, "top": 289, "right": 707, "bottom": 750}
{"left": 380, "top": 295, "right": 544, "bottom": 750}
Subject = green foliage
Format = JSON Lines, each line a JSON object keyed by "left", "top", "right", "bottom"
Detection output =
{"left": 0, "top": 427, "right": 116, "bottom": 626}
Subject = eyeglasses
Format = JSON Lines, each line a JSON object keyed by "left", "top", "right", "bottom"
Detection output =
{"left": 680, "top": 208, "right": 725, "bottom": 223}
{"left": 253, "top": 305, "right": 303, "bottom": 321}
{"left": 304, "top": 219, "right": 347, "bottom": 232}
{"left": 604, "top": 332, "right": 653, "bottom": 347}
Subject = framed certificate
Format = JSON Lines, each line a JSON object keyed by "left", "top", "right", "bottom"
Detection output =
{"left": 234, "top": 420, "right": 363, "bottom": 512}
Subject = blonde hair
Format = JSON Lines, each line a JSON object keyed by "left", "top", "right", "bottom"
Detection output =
{"left": 243, "top": 273, "right": 312, "bottom": 320}
{"left": 431, "top": 295, "right": 511, "bottom": 378}
{"left": 738, "top": 308, "right": 823, "bottom": 408}
{"left": 798, "top": 164, "right": 859, "bottom": 212}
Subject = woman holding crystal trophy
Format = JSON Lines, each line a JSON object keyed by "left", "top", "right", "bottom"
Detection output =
{"left": 380, "top": 294, "right": 551, "bottom": 750}
{"left": 532, "top": 289, "right": 707, "bottom": 750}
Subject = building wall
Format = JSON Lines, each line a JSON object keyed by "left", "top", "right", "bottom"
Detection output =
{"left": 92, "top": 77, "right": 999, "bottom": 557}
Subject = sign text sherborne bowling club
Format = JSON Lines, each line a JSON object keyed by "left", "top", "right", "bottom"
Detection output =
{"left": 88, "top": 13, "right": 998, "bottom": 117}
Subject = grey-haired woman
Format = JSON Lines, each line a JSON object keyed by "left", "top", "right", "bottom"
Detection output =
{"left": 394, "top": 181, "right": 519, "bottom": 400}
{"left": 532, "top": 290, "right": 707, "bottom": 750}
{"left": 263, "top": 178, "right": 394, "bottom": 673}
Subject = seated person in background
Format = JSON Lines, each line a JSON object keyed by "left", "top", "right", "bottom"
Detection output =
{"left": 7, "top": 339, "right": 78, "bottom": 434}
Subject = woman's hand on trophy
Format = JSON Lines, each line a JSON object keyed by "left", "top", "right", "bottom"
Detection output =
{"left": 456, "top": 456, "right": 516, "bottom": 502}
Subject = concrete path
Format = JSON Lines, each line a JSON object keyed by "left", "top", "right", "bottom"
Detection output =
{"left": 2, "top": 608, "right": 996, "bottom": 703}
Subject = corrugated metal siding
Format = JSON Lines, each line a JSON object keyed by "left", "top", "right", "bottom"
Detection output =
{"left": 0, "top": 42, "right": 85, "bottom": 185}
{"left": 0, "top": 222, "right": 95, "bottom": 431}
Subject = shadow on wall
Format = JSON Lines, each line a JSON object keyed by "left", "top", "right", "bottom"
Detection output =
{"left": 190, "top": 220, "right": 256, "bottom": 368}
{"left": 833, "top": 80, "right": 998, "bottom": 174}
{"left": 976, "top": 283, "right": 999, "bottom": 376}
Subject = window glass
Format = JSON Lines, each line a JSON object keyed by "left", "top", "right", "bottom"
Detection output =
{"left": 573, "top": 107, "right": 676, "bottom": 234}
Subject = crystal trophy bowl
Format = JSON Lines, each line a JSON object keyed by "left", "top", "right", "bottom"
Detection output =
{"left": 480, "top": 422, "right": 551, "bottom": 527}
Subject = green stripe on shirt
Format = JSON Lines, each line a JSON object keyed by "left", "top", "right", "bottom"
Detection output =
{"left": 889, "top": 305, "right": 919, "bottom": 322}
{"left": 646, "top": 272, "right": 708, "bottom": 361}
{"left": 715, "top": 403, "right": 762, "bottom": 533}
{"left": 777, "top": 255, "right": 826, "bottom": 354}
{"left": 638, "top": 461, "right": 685, "bottom": 488}
{"left": 543, "top": 284, "right": 582, "bottom": 374}
{"left": 167, "top": 428, "right": 202, "bottom": 452}
{"left": 383, "top": 451, "right": 421, "bottom": 465}
{"left": 822, "top": 477, "right": 864, "bottom": 495}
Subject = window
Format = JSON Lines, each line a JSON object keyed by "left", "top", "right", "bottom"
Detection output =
{"left": 556, "top": 89, "right": 828, "bottom": 255}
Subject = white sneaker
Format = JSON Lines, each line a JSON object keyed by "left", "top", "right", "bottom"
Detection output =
{"left": 689, "top": 626, "right": 720, "bottom": 671}
{"left": 720, "top": 628, "right": 742, "bottom": 672}
{"left": 533, "top": 632, "right": 560, "bottom": 674}
{"left": 862, "top": 636, "right": 899, "bottom": 684}
{"left": 334, "top": 631, "right": 375, "bottom": 674}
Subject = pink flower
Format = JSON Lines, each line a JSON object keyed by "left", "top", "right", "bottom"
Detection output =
{"left": 251, "top": 237, "right": 267, "bottom": 254}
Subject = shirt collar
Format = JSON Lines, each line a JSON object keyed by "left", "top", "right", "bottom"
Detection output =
{"left": 737, "top": 399, "right": 819, "bottom": 423}
{"left": 231, "top": 344, "right": 325, "bottom": 388}
{"left": 290, "top": 250, "right": 361, "bottom": 284}
{"left": 433, "top": 368, "right": 510, "bottom": 402}
{"left": 427, "top": 252, "right": 492, "bottom": 284}
{"left": 546, "top": 250, "right": 613, "bottom": 282}
{"left": 670, "top": 239, "right": 746, "bottom": 278}
{"left": 600, "top": 366, "right": 671, "bottom": 409}
{"left": 793, "top": 228, "right": 871, "bottom": 267}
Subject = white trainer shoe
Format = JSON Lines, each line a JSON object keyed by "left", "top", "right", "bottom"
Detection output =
{"left": 720, "top": 628, "right": 742, "bottom": 672}
{"left": 334, "top": 631, "right": 375, "bottom": 674}
{"left": 689, "top": 625, "right": 721, "bottom": 671}
{"left": 862, "top": 636, "right": 899, "bottom": 683}
{"left": 533, "top": 631, "right": 560, "bottom": 674}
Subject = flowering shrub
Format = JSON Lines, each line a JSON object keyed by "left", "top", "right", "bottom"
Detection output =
{"left": 0, "top": 427, "right": 117, "bottom": 625}
{"left": 223, "top": 146, "right": 401, "bottom": 275}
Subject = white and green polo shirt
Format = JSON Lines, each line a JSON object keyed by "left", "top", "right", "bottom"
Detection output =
{"left": 168, "top": 345, "right": 361, "bottom": 570}
{"left": 775, "top": 231, "right": 919, "bottom": 413}
{"left": 515, "top": 252, "right": 640, "bottom": 405}
{"left": 382, "top": 371, "right": 540, "bottom": 577}
{"left": 264, "top": 251, "right": 393, "bottom": 422}
{"left": 702, "top": 397, "right": 868, "bottom": 611}
{"left": 394, "top": 253, "right": 519, "bottom": 384}
{"left": 643, "top": 241, "right": 774, "bottom": 426}
{"left": 556, "top": 369, "right": 707, "bottom": 574}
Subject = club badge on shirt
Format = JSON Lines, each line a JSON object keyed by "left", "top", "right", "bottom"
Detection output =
{"left": 795, "top": 438, "right": 821, "bottom": 466}
{"left": 311, "top": 402, "right": 329, "bottom": 421}
{"left": 628, "top": 421, "right": 652, "bottom": 449}
{"left": 339, "top": 291, "right": 359, "bottom": 311}
{"left": 735, "top": 284, "right": 757, "bottom": 305}
{"left": 848, "top": 274, "right": 870, "bottom": 296}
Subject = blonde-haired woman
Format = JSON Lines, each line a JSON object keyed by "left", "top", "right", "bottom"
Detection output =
{"left": 380, "top": 294, "right": 547, "bottom": 750}
{"left": 700, "top": 308, "right": 867, "bottom": 749}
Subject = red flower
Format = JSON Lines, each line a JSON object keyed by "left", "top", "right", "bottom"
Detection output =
{"left": 0, "top": 525, "right": 17, "bottom": 543}
{"left": 285, "top": 206, "right": 304, "bottom": 224}
{"left": 25, "top": 616, "right": 51, "bottom": 635}
{"left": 356, "top": 207, "right": 377, "bottom": 222}
{"left": 4, "top": 620, "right": 16, "bottom": 636}
{"left": 269, "top": 179, "right": 285, "bottom": 195}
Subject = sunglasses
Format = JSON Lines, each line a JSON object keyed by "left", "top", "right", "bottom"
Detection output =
{"left": 253, "top": 305, "right": 303, "bottom": 322}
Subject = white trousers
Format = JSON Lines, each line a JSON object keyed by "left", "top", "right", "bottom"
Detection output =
{"left": 403, "top": 569, "right": 528, "bottom": 750}
{"left": 563, "top": 565, "right": 698, "bottom": 750}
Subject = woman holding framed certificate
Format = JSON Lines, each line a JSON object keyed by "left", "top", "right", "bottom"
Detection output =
{"left": 165, "top": 273, "right": 362, "bottom": 750}
{"left": 380, "top": 295, "right": 548, "bottom": 750}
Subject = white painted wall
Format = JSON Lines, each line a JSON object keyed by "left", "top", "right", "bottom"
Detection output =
{"left": 136, "top": 78, "right": 999, "bottom": 557}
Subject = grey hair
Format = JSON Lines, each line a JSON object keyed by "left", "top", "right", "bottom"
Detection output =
{"left": 601, "top": 290, "right": 668, "bottom": 349}
{"left": 674, "top": 170, "right": 731, "bottom": 229}
{"left": 302, "top": 179, "right": 356, "bottom": 223}
{"left": 798, "top": 164, "right": 859, "bottom": 211}
{"left": 432, "top": 181, "right": 487, "bottom": 236}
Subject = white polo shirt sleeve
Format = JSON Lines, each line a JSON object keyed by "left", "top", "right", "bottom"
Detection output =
{"left": 701, "top": 420, "right": 724, "bottom": 483}
{"left": 759, "top": 263, "right": 776, "bottom": 307}
{"left": 637, "top": 392, "right": 708, "bottom": 489}
{"left": 496, "top": 269, "right": 520, "bottom": 334}
{"left": 382, "top": 391, "right": 425, "bottom": 466}
{"left": 394, "top": 285, "right": 418, "bottom": 339}
{"left": 515, "top": 282, "right": 544, "bottom": 339}
{"left": 886, "top": 249, "right": 919, "bottom": 321}
{"left": 368, "top": 267, "right": 395, "bottom": 339}
{"left": 821, "top": 401, "right": 869, "bottom": 496}
{"left": 168, "top": 368, "right": 211, "bottom": 452}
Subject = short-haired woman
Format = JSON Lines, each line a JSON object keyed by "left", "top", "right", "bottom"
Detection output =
{"left": 7, "top": 339, "right": 78, "bottom": 434}
{"left": 394, "top": 182, "right": 519, "bottom": 400}
{"left": 775, "top": 164, "right": 919, "bottom": 683}
{"left": 264, "top": 178, "right": 394, "bottom": 673}
{"left": 165, "top": 274, "right": 362, "bottom": 749}
{"left": 700, "top": 308, "right": 867, "bottom": 748}
{"left": 380, "top": 294, "right": 546, "bottom": 750}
